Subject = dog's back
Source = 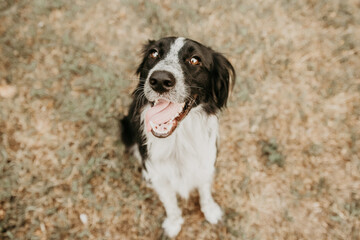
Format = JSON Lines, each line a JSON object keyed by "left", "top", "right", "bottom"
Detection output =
{"left": 120, "top": 115, "right": 135, "bottom": 148}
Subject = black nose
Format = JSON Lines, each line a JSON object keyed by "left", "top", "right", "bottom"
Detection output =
{"left": 149, "top": 71, "right": 176, "bottom": 93}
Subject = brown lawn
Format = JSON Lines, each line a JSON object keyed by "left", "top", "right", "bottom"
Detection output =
{"left": 1, "top": 0, "right": 359, "bottom": 239}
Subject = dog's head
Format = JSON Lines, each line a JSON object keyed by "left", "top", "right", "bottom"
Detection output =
{"left": 135, "top": 37, "right": 235, "bottom": 138}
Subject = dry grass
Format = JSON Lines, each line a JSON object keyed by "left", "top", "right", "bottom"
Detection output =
{"left": 1, "top": 0, "right": 360, "bottom": 239}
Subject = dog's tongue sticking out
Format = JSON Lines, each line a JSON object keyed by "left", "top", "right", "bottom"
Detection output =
{"left": 146, "top": 99, "right": 184, "bottom": 135}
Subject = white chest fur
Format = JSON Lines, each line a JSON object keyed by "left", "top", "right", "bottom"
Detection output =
{"left": 141, "top": 105, "right": 219, "bottom": 199}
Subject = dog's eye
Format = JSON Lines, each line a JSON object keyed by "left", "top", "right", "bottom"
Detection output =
{"left": 189, "top": 57, "right": 201, "bottom": 66}
{"left": 149, "top": 50, "right": 159, "bottom": 59}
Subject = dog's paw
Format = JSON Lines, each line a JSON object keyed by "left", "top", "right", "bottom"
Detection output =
{"left": 201, "top": 201, "right": 222, "bottom": 224}
{"left": 162, "top": 216, "right": 184, "bottom": 238}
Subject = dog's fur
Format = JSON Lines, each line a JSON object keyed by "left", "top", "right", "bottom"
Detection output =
{"left": 120, "top": 37, "right": 235, "bottom": 237}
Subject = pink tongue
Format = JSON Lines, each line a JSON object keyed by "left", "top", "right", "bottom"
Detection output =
{"left": 146, "top": 99, "right": 183, "bottom": 132}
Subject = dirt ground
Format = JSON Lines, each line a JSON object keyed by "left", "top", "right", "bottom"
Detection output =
{"left": 1, "top": 0, "right": 360, "bottom": 239}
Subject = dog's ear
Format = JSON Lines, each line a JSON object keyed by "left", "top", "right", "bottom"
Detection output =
{"left": 136, "top": 40, "right": 155, "bottom": 75}
{"left": 211, "top": 52, "right": 236, "bottom": 109}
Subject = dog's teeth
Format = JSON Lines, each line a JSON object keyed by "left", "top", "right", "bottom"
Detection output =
{"left": 149, "top": 121, "right": 156, "bottom": 129}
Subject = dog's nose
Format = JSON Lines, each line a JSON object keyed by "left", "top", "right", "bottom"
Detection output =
{"left": 149, "top": 71, "right": 176, "bottom": 93}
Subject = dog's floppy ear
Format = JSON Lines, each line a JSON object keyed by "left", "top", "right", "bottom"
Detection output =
{"left": 211, "top": 52, "right": 236, "bottom": 109}
{"left": 136, "top": 39, "right": 155, "bottom": 75}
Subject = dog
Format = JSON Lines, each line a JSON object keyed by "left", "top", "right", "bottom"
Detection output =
{"left": 120, "top": 37, "right": 235, "bottom": 237}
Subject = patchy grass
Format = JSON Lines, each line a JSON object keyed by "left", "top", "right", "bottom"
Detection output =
{"left": 260, "top": 138, "right": 285, "bottom": 167}
{"left": 1, "top": 0, "right": 360, "bottom": 239}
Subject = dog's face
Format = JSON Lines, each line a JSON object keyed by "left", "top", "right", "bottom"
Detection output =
{"left": 135, "top": 37, "right": 235, "bottom": 138}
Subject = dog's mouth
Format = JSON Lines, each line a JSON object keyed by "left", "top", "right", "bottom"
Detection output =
{"left": 145, "top": 96, "right": 197, "bottom": 138}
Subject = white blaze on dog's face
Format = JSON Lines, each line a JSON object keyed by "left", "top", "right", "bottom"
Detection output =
{"left": 144, "top": 37, "right": 187, "bottom": 103}
{"left": 135, "top": 37, "right": 235, "bottom": 138}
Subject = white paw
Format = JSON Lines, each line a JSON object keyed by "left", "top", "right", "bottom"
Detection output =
{"left": 162, "top": 216, "right": 184, "bottom": 238}
{"left": 201, "top": 202, "right": 223, "bottom": 224}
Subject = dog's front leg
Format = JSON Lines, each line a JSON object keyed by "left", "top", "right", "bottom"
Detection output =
{"left": 154, "top": 183, "right": 184, "bottom": 237}
{"left": 198, "top": 129, "right": 222, "bottom": 224}
{"left": 198, "top": 181, "right": 223, "bottom": 224}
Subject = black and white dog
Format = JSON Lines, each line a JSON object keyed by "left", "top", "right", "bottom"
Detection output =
{"left": 121, "top": 37, "right": 235, "bottom": 237}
